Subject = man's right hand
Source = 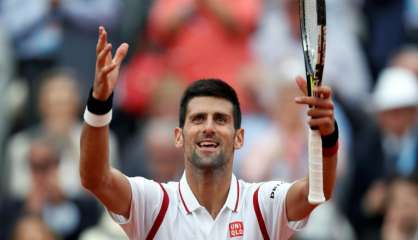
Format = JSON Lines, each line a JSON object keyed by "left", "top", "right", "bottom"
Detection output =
{"left": 93, "top": 26, "right": 129, "bottom": 101}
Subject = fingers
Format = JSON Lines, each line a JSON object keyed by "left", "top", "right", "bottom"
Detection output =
{"left": 101, "top": 62, "right": 117, "bottom": 76}
{"left": 93, "top": 27, "right": 128, "bottom": 101}
{"left": 294, "top": 76, "right": 332, "bottom": 99}
{"left": 294, "top": 96, "right": 334, "bottom": 109}
{"left": 97, "top": 43, "right": 112, "bottom": 68}
{"left": 314, "top": 85, "right": 332, "bottom": 99}
{"left": 112, "top": 43, "right": 129, "bottom": 65}
{"left": 295, "top": 75, "right": 307, "bottom": 95}
{"left": 96, "top": 59, "right": 117, "bottom": 79}
{"left": 308, "top": 117, "right": 334, "bottom": 130}
{"left": 294, "top": 76, "right": 336, "bottom": 135}
{"left": 307, "top": 108, "right": 333, "bottom": 118}
{"left": 96, "top": 26, "right": 108, "bottom": 55}
{"left": 294, "top": 84, "right": 333, "bottom": 108}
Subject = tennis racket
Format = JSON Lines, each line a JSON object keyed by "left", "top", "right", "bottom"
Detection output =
{"left": 299, "top": 0, "right": 327, "bottom": 204}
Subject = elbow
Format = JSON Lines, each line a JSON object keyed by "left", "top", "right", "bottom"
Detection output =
{"left": 80, "top": 174, "right": 96, "bottom": 191}
{"left": 324, "top": 181, "right": 337, "bottom": 201}
{"left": 324, "top": 190, "right": 334, "bottom": 201}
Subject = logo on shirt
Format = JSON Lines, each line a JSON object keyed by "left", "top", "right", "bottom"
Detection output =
{"left": 270, "top": 181, "right": 284, "bottom": 199}
{"left": 229, "top": 221, "right": 244, "bottom": 237}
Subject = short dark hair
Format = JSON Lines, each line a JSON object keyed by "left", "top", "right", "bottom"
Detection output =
{"left": 179, "top": 79, "right": 241, "bottom": 129}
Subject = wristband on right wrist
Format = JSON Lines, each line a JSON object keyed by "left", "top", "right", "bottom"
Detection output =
{"left": 86, "top": 88, "right": 113, "bottom": 114}
{"left": 83, "top": 88, "right": 113, "bottom": 127}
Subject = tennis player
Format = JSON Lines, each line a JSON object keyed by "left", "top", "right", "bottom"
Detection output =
{"left": 80, "top": 26, "right": 339, "bottom": 240}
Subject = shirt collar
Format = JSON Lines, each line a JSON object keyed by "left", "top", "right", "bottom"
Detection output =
{"left": 178, "top": 172, "right": 240, "bottom": 214}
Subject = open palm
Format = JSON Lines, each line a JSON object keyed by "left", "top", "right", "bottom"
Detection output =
{"left": 93, "top": 26, "right": 129, "bottom": 101}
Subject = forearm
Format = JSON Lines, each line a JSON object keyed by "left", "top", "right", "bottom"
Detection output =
{"left": 286, "top": 152, "right": 337, "bottom": 221}
{"left": 322, "top": 154, "right": 338, "bottom": 200}
{"left": 80, "top": 124, "right": 112, "bottom": 190}
{"left": 288, "top": 78, "right": 339, "bottom": 220}
{"left": 79, "top": 27, "right": 131, "bottom": 217}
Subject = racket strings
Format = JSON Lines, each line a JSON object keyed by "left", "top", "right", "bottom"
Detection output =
{"left": 303, "top": 0, "right": 319, "bottom": 70}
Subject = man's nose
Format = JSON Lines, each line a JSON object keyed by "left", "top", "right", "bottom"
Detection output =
{"left": 202, "top": 118, "right": 215, "bottom": 136}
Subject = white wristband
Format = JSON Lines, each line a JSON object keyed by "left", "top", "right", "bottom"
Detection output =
{"left": 83, "top": 107, "right": 112, "bottom": 127}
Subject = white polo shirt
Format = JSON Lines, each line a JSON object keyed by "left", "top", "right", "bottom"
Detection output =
{"left": 110, "top": 174, "right": 308, "bottom": 240}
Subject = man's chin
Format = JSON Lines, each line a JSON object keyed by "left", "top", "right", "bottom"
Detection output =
{"left": 191, "top": 152, "right": 225, "bottom": 170}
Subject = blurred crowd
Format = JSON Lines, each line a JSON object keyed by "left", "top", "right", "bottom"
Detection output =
{"left": 0, "top": 0, "right": 417, "bottom": 239}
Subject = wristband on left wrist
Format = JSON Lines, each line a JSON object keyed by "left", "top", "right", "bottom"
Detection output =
{"left": 322, "top": 121, "right": 339, "bottom": 157}
{"left": 321, "top": 121, "right": 339, "bottom": 147}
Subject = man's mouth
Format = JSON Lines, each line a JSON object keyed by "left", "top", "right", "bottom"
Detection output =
{"left": 196, "top": 140, "right": 219, "bottom": 152}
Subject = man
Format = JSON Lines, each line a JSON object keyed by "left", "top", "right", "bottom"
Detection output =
{"left": 80, "top": 26, "right": 338, "bottom": 239}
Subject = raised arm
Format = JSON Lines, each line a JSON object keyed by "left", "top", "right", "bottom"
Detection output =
{"left": 80, "top": 26, "right": 131, "bottom": 218}
{"left": 285, "top": 76, "right": 338, "bottom": 221}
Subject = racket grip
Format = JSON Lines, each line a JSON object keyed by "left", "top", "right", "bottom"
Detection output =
{"left": 308, "top": 129, "right": 326, "bottom": 204}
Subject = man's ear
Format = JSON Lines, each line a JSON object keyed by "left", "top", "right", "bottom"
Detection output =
{"left": 174, "top": 127, "right": 184, "bottom": 148}
{"left": 234, "top": 128, "right": 244, "bottom": 149}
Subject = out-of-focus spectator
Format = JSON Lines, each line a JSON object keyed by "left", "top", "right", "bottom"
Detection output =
{"left": 346, "top": 67, "right": 418, "bottom": 239}
{"left": 117, "top": 52, "right": 167, "bottom": 117}
{"left": 122, "top": 117, "right": 184, "bottom": 182}
{"left": 4, "top": 68, "right": 119, "bottom": 198}
{"left": 0, "top": 23, "right": 20, "bottom": 198}
{"left": 22, "top": 138, "right": 83, "bottom": 239}
{"left": 0, "top": 0, "right": 122, "bottom": 125}
{"left": 362, "top": 0, "right": 418, "bottom": 80}
{"left": 146, "top": 0, "right": 262, "bottom": 113}
{"left": 295, "top": 202, "right": 356, "bottom": 240}
{"left": 11, "top": 214, "right": 56, "bottom": 240}
{"left": 381, "top": 177, "right": 418, "bottom": 240}
{"left": 2, "top": 138, "right": 100, "bottom": 239}
{"left": 79, "top": 212, "right": 127, "bottom": 240}
{"left": 121, "top": 77, "right": 184, "bottom": 181}
{"left": 237, "top": 70, "right": 307, "bottom": 182}
{"left": 251, "top": 0, "right": 371, "bottom": 105}
{"left": 58, "top": 0, "right": 122, "bottom": 99}
{"left": 390, "top": 45, "right": 418, "bottom": 76}
{"left": 118, "top": 0, "right": 153, "bottom": 60}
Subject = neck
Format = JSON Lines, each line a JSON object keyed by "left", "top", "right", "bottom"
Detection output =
{"left": 185, "top": 165, "right": 232, "bottom": 219}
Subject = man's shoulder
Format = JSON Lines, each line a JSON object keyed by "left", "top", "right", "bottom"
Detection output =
{"left": 238, "top": 179, "right": 291, "bottom": 199}
{"left": 126, "top": 176, "right": 180, "bottom": 197}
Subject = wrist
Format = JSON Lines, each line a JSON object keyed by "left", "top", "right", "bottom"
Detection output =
{"left": 84, "top": 88, "right": 113, "bottom": 127}
{"left": 87, "top": 88, "right": 113, "bottom": 114}
{"left": 322, "top": 121, "right": 339, "bottom": 157}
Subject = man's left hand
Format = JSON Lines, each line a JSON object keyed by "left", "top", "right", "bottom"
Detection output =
{"left": 294, "top": 76, "right": 335, "bottom": 136}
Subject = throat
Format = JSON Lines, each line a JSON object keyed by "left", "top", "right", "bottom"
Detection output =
{"left": 186, "top": 169, "right": 231, "bottom": 219}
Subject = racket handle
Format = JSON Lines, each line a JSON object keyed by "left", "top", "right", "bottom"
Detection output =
{"left": 308, "top": 129, "right": 326, "bottom": 204}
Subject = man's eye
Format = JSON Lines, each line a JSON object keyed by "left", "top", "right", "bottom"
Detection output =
{"left": 192, "top": 115, "right": 204, "bottom": 123}
{"left": 215, "top": 116, "right": 227, "bottom": 124}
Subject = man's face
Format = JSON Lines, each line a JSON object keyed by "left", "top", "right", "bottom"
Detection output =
{"left": 175, "top": 97, "right": 243, "bottom": 170}
{"left": 378, "top": 106, "right": 417, "bottom": 137}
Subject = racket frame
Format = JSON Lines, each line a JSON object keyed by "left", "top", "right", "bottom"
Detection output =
{"left": 299, "top": 0, "right": 327, "bottom": 204}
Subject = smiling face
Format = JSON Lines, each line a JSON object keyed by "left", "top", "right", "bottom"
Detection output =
{"left": 175, "top": 96, "right": 244, "bottom": 171}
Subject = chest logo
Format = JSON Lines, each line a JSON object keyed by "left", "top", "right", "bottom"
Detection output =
{"left": 229, "top": 221, "right": 244, "bottom": 238}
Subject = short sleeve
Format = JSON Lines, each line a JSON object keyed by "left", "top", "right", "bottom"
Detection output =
{"left": 257, "top": 181, "right": 309, "bottom": 239}
{"left": 108, "top": 177, "right": 163, "bottom": 240}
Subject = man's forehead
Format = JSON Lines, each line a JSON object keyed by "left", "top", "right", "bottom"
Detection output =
{"left": 186, "top": 96, "right": 234, "bottom": 115}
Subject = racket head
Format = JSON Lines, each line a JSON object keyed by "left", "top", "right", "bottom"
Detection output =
{"left": 299, "top": 0, "right": 327, "bottom": 97}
